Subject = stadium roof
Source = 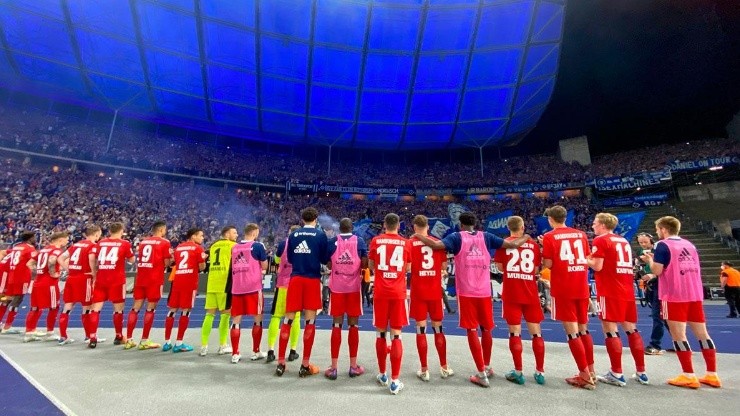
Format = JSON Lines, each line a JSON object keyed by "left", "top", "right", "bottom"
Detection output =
{"left": 0, "top": 0, "right": 564, "bottom": 149}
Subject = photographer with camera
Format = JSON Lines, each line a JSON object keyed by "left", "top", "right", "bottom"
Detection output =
{"left": 636, "top": 233, "right": 667, "bottom": 355}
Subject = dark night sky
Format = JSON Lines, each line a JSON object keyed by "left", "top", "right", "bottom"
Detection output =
{"left": 518, "top": 0, "right": 740, "bottom": 157}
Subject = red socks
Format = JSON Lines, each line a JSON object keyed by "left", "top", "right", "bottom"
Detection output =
{"left": 627, "top": 330, "right": 646, "bottom": 372}
{"left": 390, "top": 337, "right": 403, "bottom": 380}
{"left": 677, "top": 350, "right": 694, "bottom": 373}
{"left": 466, "top": 330, "right": 485, "bottom": 372}
{"left": 142, "top": 310, "right": 155, "bottom": 340}
{"left": 6, "top": 308, "right": 18, "bottom": 327}
{"left": 481, "top": 329, "right": 493, "bottom": 368}
{"left": 278, "top": 322, "right": 291, "bottom": 364}
{"left": 348, "top": 325, "right": 359, "bottom": 364}
{"left": 25, "top": 309, "right": 40, "bottom": 333}
{"left": 416, "top": 332, "right": 428, "bottom": 370}
{"left": 89, "top": 311, "right": 100, "bottom": 339}
{"left": 580, "top": 331, "right": 595, "bottom": 368}
{"left": 605, "top": 333, "right": 623, "bottom": 374}
{"left": 434, "top": 331, "right": 447, "bottom": 368}
{"left": 81, "top": 311, "right": 90, "bottom": 338}
{"left": 532, "top": 335, "right": 545, "bottom": 373}
{"left": 331, "top": 325, "right": 342, "bottom": 360}
{"left": 113, "top": 311, "right": 123, "bottom": 337}
{"left": 302, "top": 322, "right": 316, "bottom": 366}
{"left": 0, "top": 303, "right": 7, "bottom": 323}
{"left": 126, "top": 309, "right": 139, "bottom": 339}
{"left": 567, "top": 334, "right": 588, "bottom": 371}
{"left": 176, "top": 314, "right": 189, "bottom": 341}
{"left": 164, "top": 314, "right": 175, "bottom": 341}
{"left": 509, "top": 334, "right": 523, "bottom": 371}
{"left": 375, "top": 334, "right": 388, "bottom": 374}
{"left": 59, "top": 312, "right": 69, "bottom": 339}
{"left": 252, "top": 323, "right": 263, "bottom": 353}
{"left": 230, "top": 325, "right": 241, "bottom": 355}
{"left": 700, "top": 339, "right": 717, "bottom": 372}
{"left": 46, "top": 308, "right": 58, "bottom": 332}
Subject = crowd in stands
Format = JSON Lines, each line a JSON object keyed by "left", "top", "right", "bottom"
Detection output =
{"left": 0, "top": 156, "right": 599, "bottom": 251}
{"left": 1, "top": 105, "right": 737, "bottom": 189}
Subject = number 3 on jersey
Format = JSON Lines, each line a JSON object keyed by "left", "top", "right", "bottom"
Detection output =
{"left": 376, "top": 245, "right": 404, "bottom": 274}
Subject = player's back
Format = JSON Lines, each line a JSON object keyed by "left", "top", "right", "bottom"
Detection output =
{"left": 174, "top": 242, "right": 204, "bottom": 280}
{"left": 9, "top": 243, "right": 36, "bottom": 283}
{"left": 287, "top": 226, "right": 328, "bottom": 278}
{"left": 369, "top": 233, "right": 408, "bottom": 300}
{"left": 96, "top": 238, "right": 133, "bottom": 284}
{"left": 407, "top": 236, "right": 446, "bottom": 301}
{"left": 542, "top": 227, "right": 589, "bottom": 300}
{"left": 495, "top": 237, "right": 541, "bottom": 303}
{"left": 207, "top": 239, "right": 235, "bottom": 292}
{"left": 35, "top": 245, "right": 63, "bottom": 286}
{"left": 136, "top": 236, "right": 171, "bottom": 279}
{"left": 592, "top": 233, "right": 634, "bottom": 300}
{"left": 67, "top": 240, "right": 96, "bottom": 276}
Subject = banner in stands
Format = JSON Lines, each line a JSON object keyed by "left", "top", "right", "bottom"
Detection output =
{"left": 353, "top": 219, "right": 380, "bottom": 242}
{"left": 534, "top": 210, "right": 575, "bottom": 236}
{"left": 591, "top": 170, "right": 671, "bottom": 191}
{"left": 467, "top": 182, "right": 571, "bottom": 195}
{"left": 602, "top": 193, "right": 669, "bottom": 208}
{"left": 615, "top": 211, "right": 646, "bottom": 242}
{"left": 285, "top": 182, "right": 318, "bottom": 192}
{"left": 428, "top": 217, "right": 453, "bottom": 239}
{"left": 666, "top": 156, "right": 739, "bottom": 172}
{"left": 318, "top": 184, "right": 415, "bottom": 196}
{"left": 484, "top": 210, "right": 513, "bottom": 236}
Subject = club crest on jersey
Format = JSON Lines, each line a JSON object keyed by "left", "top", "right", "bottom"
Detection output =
{"left": 335, "top": 250, "right": 354, "bottom": 265}
{"left": 294, "top": 240, "right": 311, "bottom": 254}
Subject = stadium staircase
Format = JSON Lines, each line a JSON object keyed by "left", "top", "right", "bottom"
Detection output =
{"left": 611, "top": 205, "right": 740, "bottom": 285}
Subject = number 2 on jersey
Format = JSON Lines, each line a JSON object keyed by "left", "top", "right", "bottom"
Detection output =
{"left": 505, "top": 248, "right": 535, "bottom": 273}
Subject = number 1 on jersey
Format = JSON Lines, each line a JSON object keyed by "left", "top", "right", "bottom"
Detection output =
{"left": 377, "top": 245, "right": 404, "bottom": 272}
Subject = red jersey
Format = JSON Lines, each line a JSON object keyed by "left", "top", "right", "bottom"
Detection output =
{"left": 494, "top": 237, "right": 542, "bottom": 304}
{"left": 541, "top": 226, "right": 590, "bottom": 299}
{"left": 136, "top": 236, "right": 172, "bottom": 286}
{"left": 369, "top": 233, "right": 409, "bottom": 300}
{"left": 591, "top": 232, "right": 634, "bottom": 301}
{"left": 94, "top": 238, "right": 134, "bottom": 285}
{"left": 8, "top": 243, "right": 37, "bottom": 285}
{"left": 0, "top": 252, "right": 12, "bottom": 286}
{"left": 34, "top": 245, "right": 64, "bottom": 286}
{"left": 66, "top": 239, "right": 98, "bottom": 277}
{"left": 173, "top": 241, "right": 206, "bottom": 290}
{"left": 406, "top": 236, "right": 447, "bottom": 301}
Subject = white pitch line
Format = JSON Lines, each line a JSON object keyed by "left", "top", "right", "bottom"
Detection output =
{"left": 0, "top": 348, "right": 77, "bottom": 416}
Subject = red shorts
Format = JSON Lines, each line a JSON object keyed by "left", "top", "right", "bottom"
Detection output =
{"left": 30, "top": 284, "right": 60, "bottom": 309}
{"left": 167, "top": 288, "right": 196, "bottom": 310}
{"left": 551, "top": 297, "right": 589, "bottom": 324}
{"left": 502, "top": 301, "right": 544, "bottom": 326}
{"left": 231, "top": 292, "right": 264, "bottom": 316}
{"left": 63, "top": 276, "right": 92, "bottom": 305}
{"left": 373, "top": 298, "right": 409, "bottom": 330}
{"left": 286, "top": 276, "right": 322, "bottom": 313}
{"left": 458, "top": 296, "right": 494, "bottom": 330}
{"left": 133, "top": 284, "right": 163, "bottom": 303}
{"left": 409, "top": 298, "right": 444, "bottom": 322}
{"left": 92, "top": 281, "right": 126, "bottom": 304}
{"left": 598, "top": 296, "right": 637, "bottom": 323}
{"left": 329, "top": 291, "right": 363, "bottom": 318}
{"left": 4, "top": 281, "right": 30, "bottom": 296}
{"left": 661, "top": 300, "right": 705, "bottom": 323}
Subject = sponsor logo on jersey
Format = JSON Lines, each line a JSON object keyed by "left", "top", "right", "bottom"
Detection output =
{"left": 467, "top": 244, "right": 483, "bottom": 257}
{"left": 294, "top": 240, "right": 311, "bottom": 254}
{"left": 335, "top": 250, "right": 354, "bottom": 265}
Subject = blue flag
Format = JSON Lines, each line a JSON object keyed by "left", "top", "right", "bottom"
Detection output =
{"left": 428, "top": 218, "right": 453, "bottom": 239}
{"left": 534, "top": 210, "right": 575, "bottom": 236}
{"left": 353, "top": 219, "right": 378, "bottom": 241}
{"left": 615, "top": 211, "right": 646, "bottom": 242}
{"left": 484, "top": 210, "right": 513, "bottom": 237}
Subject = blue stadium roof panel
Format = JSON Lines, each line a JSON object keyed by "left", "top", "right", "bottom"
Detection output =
{"left": 0, "top": 0, "right": 565, "bottom": 149}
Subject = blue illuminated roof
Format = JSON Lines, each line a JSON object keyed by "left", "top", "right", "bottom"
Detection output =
{"left": 0, "top": 0, "right": 564, "bottom": 149}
